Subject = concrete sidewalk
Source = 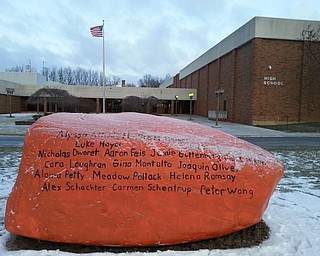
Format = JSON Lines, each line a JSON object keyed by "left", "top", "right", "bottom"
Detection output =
{"left": 1, "top": 112, "right": 319, "bottom": 137}
{"left": 170, "top": 115, "right": 320, "bottom": 137}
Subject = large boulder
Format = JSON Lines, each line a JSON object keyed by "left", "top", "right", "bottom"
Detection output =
{"left": 5, "top": 113, "right": 283, "bottom": 246}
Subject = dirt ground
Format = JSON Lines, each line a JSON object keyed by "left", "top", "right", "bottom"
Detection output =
{"left": 6, "top": 220, "right": 269, "bottom": 253}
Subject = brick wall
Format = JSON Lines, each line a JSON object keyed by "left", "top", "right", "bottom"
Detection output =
{"left": 196, "top": 65, "right": 209, "bottom": 116}
{"left": 300, "top": 42, "right": 320, "bottom": 122}
{"left": 0, "top": 95, "right": 22, "bottom": 114}
{"left": 207, "top": 61, "right": 219, "bottom": 112}
{"left": 252, "top": 39, "right": 303, "bottom": 124}
{"left": 219, "top": 50, "right": 236, "bottom": 122}
{"left": 233, "top": 42, "right": 255, "bottom": 124}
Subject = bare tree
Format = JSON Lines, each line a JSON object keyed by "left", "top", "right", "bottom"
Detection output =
{"left": 139, "top": 74, "right": 159, "bottom": 87}
{"left": 6, "top": 65, "right": 24, "bottom": 72}
{"left": 5, "top": 64, "right": 123, "bottom": 87}
{"left": 126, "top": 83, "right": 136, "bottom": 87}
{"left": 122, "top": 96, "right": 158, "bottom": 113}
{"left": 138, "top": 74, "right": 171, "bottom": 87}
{"left": 26, "top": 87, "right": 78, "bottom": 113}
{"left": 57, "top": 67, "right": 64, "bottom": 84}
{"left": 89, "top": 70, "right": 99, "bottom": 86}
{"left": 49, "top": 66, "right": 57, "bottom": 82}
{"left": 64, "top": 67, "right": 73, "bottom": 85}
{"left": 106, "top": 75, "right": 121, "bottom": 86}
{"left": 301, "top": 24, "right": 320, "bottom": 66}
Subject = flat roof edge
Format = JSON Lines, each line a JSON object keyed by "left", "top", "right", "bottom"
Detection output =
{"left": 179, "top": 16, "right": 320, "bottom": 79}
{"left": 159, "top": 76, "right": 174, "bottom": 88}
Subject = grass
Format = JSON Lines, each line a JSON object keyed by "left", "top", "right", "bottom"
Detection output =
{"left": 258, "top": 122, "right": 320, "bottom": 133}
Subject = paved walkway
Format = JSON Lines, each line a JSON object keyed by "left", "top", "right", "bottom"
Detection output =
{"left": 170, "top": 115, "right": 320, "bottom": 138}
{"left": 1, "top": 112, "right": 319, "bottom": 137}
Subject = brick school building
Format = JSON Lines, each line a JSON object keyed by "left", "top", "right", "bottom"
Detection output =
{"left": 164, "top": 17, "right": 320, "bottom": 125}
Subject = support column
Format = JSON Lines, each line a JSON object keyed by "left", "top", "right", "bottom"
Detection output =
{"left": 43, "top": 97, "right": 48, "bottom": 114}
{"left": 170, "top": 100, "right": 174, "bottom": 115}
{"left": 37, "top": 101, "right": 40, "bottom": 113}
{"left": 96, "top": 98, "right": 100, "bottom": 114}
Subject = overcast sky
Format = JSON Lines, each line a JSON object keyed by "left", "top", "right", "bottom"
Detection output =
{"left": 1, "top": 0, "right": 320, "bottom": 84}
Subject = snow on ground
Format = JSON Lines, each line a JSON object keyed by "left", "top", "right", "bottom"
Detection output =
{"left": 0, "top": 147, "right": 319, "bottom": 256}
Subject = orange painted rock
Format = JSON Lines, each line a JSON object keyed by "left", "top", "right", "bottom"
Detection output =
{"left": 5, "top": 113, "right": 284, "bottom": 246}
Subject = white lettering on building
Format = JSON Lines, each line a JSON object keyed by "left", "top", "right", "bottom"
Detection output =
{"left": 263, "top": 76, "right": 284, "bottom": 86}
